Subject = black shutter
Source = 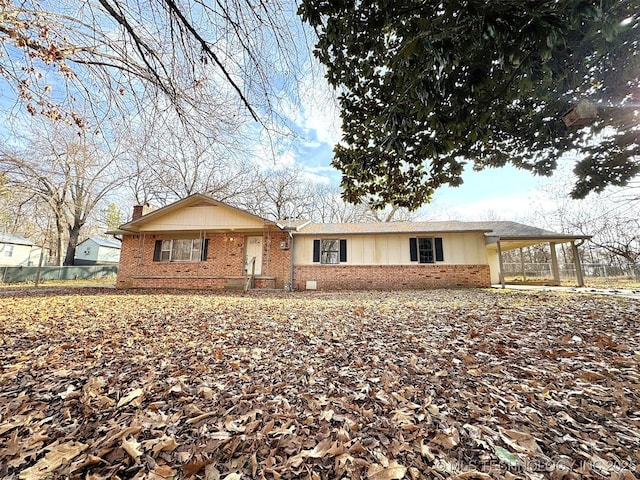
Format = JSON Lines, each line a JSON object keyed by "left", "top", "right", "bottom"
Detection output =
{"left": 153, "top": 240, "right": 162, "bottom": 261}
{"left": 409, "top": 238, "right": 418, "bottom": 262}
{"left": 339, "top": 239, "right": 347, "bottom": 263}
{"left": 201, "top": 239, "right": 209, "bottom": 261}
{"left": 435, "top": 237, "right": 444, "bottom": 262}
{"left": 312, "top": 239, "right": 320, "bottom": 263}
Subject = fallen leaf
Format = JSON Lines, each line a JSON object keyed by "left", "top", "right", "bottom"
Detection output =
{"left": 116, "top": 388, "right": 144, "bottom": 408}
{"left": 499, "top": 428, "right": 543, "bottom": 455}
{"left": 367, "top": 461, "right": 407, "bottom": 480}
{"left": 204, "top": 464, "right": 221, "bottom": 480}
{"left": 121, "top": 437, "right": 142, "bottom": 460}
{"left": 152, "top": 465, "right": 177, "bottom": 478}
{"left": 222, "top": 473, "right": 241, "bottom": 480}
{"left": 431, "top": 427, "right": 460, "bottom": 448}
{"left": 19, "top": 442, "right": 87, "bottom": 479}
{"left": 456, "top": 472, "right": 494, "bottom": 480}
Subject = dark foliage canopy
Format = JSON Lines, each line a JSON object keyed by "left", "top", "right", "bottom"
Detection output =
{"left": 299, "top": 0, "right": 640, "bottom": 208}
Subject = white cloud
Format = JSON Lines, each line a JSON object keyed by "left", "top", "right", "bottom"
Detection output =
{"left": 296, "top": 63, "right": 342, "bottom": 146}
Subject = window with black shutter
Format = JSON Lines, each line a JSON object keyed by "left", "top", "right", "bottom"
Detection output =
{"left": 313, "top": 239, "right": 347, "bottom": 264}
{"left": 409, "top": 237, "right": 444, "bottom": 263}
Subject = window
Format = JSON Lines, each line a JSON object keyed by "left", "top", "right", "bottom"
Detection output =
{"left": 410, "top": 237, "right": 444, "bottom": 263}
{"left": 313, "top": 239, "right": 347, "bottom": 264}
{"left": 153, "top": 239, "right": 208, "bottom": 262}
{"left": 321, "top": 239, "right": 339, "bottom": 264}
{"left": 418, "top": 238, "right": 434, "bottom": 263}
{"left": 4, "top": 245, "right": 14, "bottom": 257}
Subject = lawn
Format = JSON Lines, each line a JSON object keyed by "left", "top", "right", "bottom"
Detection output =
{"left": 0, "top": 289, "right": 638, "bottom": 479}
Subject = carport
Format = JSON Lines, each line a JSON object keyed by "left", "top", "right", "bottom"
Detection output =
{"left": 467, "top": 222, "right": 592, "bottom": 287}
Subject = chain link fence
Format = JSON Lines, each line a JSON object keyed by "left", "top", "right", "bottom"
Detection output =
{"left": 1, "top": 265, "right": 118, "bottom": 284}
{"left": 503, "top": 262, "right": 640, "bottom": 284}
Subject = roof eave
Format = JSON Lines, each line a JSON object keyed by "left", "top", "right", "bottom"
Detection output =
{"left": 495, "top": 235, "right": 592, "bottom": 241}
{"left": 117, "top": 194, "right": 281, "bottom": 231}
{"left": 292, "top": 228, "right": 493, "bottom": 236}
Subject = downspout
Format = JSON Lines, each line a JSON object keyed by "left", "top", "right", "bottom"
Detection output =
{"left": 288, "top": 231, "right": 294, "bottom": 291}
{"left": 265, "top": 228, "right": 271, "bottom": 277}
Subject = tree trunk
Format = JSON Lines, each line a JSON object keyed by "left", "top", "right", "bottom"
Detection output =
{"left": 64, "top": 223, "right": 82, "bottom": 266}
{"left": 55, "top": 215, "right": 65, "bottom": 266}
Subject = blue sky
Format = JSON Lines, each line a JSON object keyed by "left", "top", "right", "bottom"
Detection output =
{"left": 286, "top": 93, "right": 547, "bottom": 221}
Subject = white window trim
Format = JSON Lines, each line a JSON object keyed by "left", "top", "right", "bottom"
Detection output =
{"left": 160, "top": 239, "right": 202, "bottom": 262}
{"left": 321, "top": 239, "right": 340, "bottom": 264}
{"left": 417, "top": 237, "right": 435, "bottom": 264}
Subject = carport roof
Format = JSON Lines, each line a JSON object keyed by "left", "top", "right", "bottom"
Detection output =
{"left": 474, "top": 221, "right": 590, "bottom": 251}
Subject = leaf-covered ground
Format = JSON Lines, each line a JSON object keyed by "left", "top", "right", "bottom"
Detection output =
{"left": 1, "top": 288, "right": 638, "bottom": 480}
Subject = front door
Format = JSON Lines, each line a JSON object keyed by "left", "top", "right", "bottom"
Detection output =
{"left": 245, "top": 236, "right": 263, "bottom": 275}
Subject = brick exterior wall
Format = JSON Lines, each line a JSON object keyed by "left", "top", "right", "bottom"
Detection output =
{"left": 116, "top": 230, "right": 291, "bottom": 290}
{"left": 293, "top": 264, "right": 491, "bottom": 290}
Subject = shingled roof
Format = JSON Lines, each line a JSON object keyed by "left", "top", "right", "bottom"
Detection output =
{"left": 294, "top": 220, "right": 588, "bottom": 240}
{"left": 294, "top": 221, "right": 491, "bottom": 235}
{"left": 463, "top": 221, "right": 589, "bottom": 240}
{"left": 0, "top": 232, "right": 34, "bottom": 246}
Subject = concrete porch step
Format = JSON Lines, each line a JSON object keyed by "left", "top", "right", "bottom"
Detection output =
{"left": 224, "top": 277, "right": 247, "bottom": 291}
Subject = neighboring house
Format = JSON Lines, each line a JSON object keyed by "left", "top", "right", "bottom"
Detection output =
{"left": 0, "top": 233, "right": 44, "bottom": 267}
{"left": 74, "top": 237, "right": 122, "bottom": 265}
{"left": 111, "top": 194, "right": 590, "bottom": 290}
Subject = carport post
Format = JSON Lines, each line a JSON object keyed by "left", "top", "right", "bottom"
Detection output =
{"left": 549, "top": 242, "right": 560, "bottom": 285}
{"left": 519, "top": 247, "right": 526, "bottom": 281}
{"left": 572, "top": 241, "right": 585, "bottom": 287}
{"left": 497, "top": 240, "right": 505, "bottom": 288}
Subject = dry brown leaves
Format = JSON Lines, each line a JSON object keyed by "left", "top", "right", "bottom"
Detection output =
{"left": 0, "top": 288, "right": 638, "bottom": 479}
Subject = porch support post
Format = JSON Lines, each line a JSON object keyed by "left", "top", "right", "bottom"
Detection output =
{"left": 497, "top": 240, "right": 505, "bottom": 288}
{"left": 519, "top": 247, "right": 526, "bottom": 282}
{"left": 572, "top": 241, "right": 585, "bottom": 287}
{"left": 549, "top": 242, "right": 560, "bottom": 285}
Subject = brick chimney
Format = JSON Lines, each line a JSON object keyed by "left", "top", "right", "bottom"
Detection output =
{"left": 132, "top": 205, "right": 144, "bottom": 220}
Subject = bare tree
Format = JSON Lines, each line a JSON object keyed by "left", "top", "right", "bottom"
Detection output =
{"left": 1, "top": 122, "right": 127, "bottom": 265}
{"left": 236, "top": 166, "right": 314, "bottom": 220}
{"left": 310, "top": 184, "right": 370, "bottom": 223}
{"left": 1, "top": 0, "right": 309, "bottom": 131}
{"left": 0, "top": 185, "right": 49, "bottom": 244}
{"left": 121, "top": 116, "right": 257, "bottom": 206}
{"left": 233, "top": 166, "right": 418, "bottom": 223}
{"left": 532, "top": 171, "right": 640, "bottom": 269}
